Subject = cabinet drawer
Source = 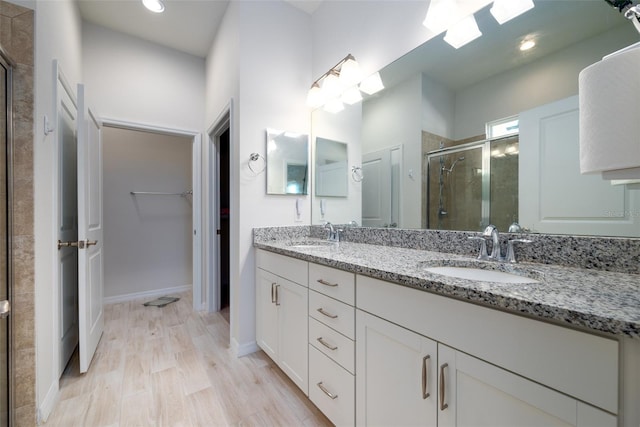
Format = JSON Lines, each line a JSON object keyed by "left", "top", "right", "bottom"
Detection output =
{"left": 309, "top": 263, "right": 354, "bottom": 305}
{"left": 256, "top": 249, "right": 308, "bottom": 286}
{"left": 309, "top": 345, "right": 355, "bottom": 426}
{"left": 309, "top": 290, "right": 355, "bottom": 339}
{"left": 309, "top": 317, "right": 355, "bottom": 374}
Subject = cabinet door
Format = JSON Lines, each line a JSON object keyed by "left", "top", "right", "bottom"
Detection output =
{"left": 278, "top": 277, "right": 309, "bottom": 395}
{"left": 356, "top": 310, "right": 437, "bottom": 426}
{"left": 256, "top": 268, "right": 279, "bottom": 361}
{"left": 437, "top": 344, "right": 607, "bottom": 427}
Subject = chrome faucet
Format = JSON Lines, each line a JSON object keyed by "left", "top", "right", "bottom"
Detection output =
{"left": 483, "top": 224, "right": 502, "bottom": 260}
{"left": 469, "top": 225, "right": 531, "bottom": 263}
{"left": 324, "top": 222, "right": 340, "bottom": 242}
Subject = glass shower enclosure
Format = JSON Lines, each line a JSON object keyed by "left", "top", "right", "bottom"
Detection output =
{"left": 426, "top": 135, "right": 519, "bottom": 232}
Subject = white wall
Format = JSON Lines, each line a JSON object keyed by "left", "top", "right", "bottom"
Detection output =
{"left": 102, "top": 127, "right": 193, "bottom": 301}
{"left": 82, "top": 22, "right": 205, "bottom": 131}
{"left": 204, "top": 0, "right": 312, "bottom": 355}
{"left": 362, "top": 74, "right": 422, "bottom": 228}
{"left": 30, "top": 0, "right": 84, "bottom": 420}
{"left": 422, "top": 73, "right": 455, "bottom": 140}
{"left": 453, "top": 25, "right": 638, "bottom": 140}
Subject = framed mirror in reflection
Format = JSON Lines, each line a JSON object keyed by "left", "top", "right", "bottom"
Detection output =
{"left": 311, "top": 0, "right": 640, "bottom": 237}
{"left": 266, "top": 128, "right": 309, "bottom": 195}
{"left": 315, "top": 137, "right": 348, "bottom": 197}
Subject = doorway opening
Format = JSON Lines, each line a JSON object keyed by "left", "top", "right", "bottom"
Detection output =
{"left": 219, "top": 128, "right": 230, "bottom": 315}
{"left": 102, "top": 126, "right": 195, "bottom": 305}
{"left": 207, "top": 106, "right": 231, "bottom": 325}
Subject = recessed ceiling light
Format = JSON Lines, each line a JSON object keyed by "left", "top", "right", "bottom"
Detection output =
{"left": 142, "top": 0, "right": 165, "bottom": 13}
{"left": 520, "top": 39, "right": 536, "bottom": 51}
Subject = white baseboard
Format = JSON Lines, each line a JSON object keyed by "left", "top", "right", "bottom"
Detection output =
{"left": 232, "top": 338, "right": 259, "bottom": 357}
{"left": 37, "top": 381, "right": 59, "bottom": 425}
{"left": 103, "top": 284, "right": 192, "bottom": 305}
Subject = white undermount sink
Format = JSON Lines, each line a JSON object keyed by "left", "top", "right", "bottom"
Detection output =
{"left": 287, "top": 240, "right": 336, "bottom": 249}
{"left": 420, "top": 259, "right": 543, "bottom": 284}
{"left": 424, "top": 266, "right": 540, "bottom": 283}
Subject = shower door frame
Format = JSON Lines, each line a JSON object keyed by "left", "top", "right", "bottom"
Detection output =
{"left": 426, "top": 134, "right": 518, "bottom": 231}
{"left": 0, "top": 45, "right": 14, "bottom": 427}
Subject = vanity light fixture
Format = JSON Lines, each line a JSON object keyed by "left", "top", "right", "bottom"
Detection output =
{"left": 424, "top": 0, "right": 536, "bottom": 50}
{"left": 444, "top": 15, "right": 482, "bottom": 49}
{"left": 306, "top": 54, "right": 383, "bottom": 112}
{"left": 490, "top": 0, "right": 534, "bottom": 25}
{"left": 142, "top": 0, "right": 165, "bottom": 13}
{"left": 423, "top": 0, "right": 465, "bottom": 35}
{"left": 324, "top": 98, "right": 345, "bottom": 114}
{"left": 341, "top": 86, "right": 363, "bottom": 105}
{"left": 359, "top": 72, "right": 384, "bottom": 95}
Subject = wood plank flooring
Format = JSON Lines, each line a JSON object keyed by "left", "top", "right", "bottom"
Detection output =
{"left": 44, "top": 291, "right": 332, "bottom": 427}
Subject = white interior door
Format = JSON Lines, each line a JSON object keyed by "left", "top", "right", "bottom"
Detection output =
{"left": 77, "top": 84, "right": 104, "bottom": 373}
{"left": 56, "top": 68, "right": 79, "bottom": 376}
{"left": 519, "top": 95, "right": 640, "bottom": 236}
{"left": 362, "top": 149, "right": 391, "bottom": 227}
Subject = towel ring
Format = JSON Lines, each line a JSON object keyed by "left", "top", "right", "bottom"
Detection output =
{"left": 248, "top": 153, "right": 266, "bottom": 174}
{"left": 351, "top": 166, "right": 363, "bottom": 182}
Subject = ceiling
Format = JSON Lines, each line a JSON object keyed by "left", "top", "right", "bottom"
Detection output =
{"left": 380, "top": 0, "right": 633, "bottom": 91}
{"left": 76, "top": 0, "right": 322, "bottom": 58}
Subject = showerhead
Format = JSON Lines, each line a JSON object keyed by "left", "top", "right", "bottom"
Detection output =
{"left": 442, "top": 156, "right": 465, "bottom": 173}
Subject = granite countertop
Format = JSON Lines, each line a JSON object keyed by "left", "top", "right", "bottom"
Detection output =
{"left": 254, "top": 238, "right": 640, "bottom": 339}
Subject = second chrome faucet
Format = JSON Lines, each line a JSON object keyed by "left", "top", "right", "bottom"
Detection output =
{"left": 469, "top": 225, "right": 531, "bottom": 263}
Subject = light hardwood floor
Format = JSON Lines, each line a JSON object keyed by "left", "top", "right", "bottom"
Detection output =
{"left": 44, "top": 291, "right": 332, "bottom": 427}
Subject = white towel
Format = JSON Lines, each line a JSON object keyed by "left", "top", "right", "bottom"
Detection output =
{"left": 579, "top": 44, "right": 640, "bottom": 178}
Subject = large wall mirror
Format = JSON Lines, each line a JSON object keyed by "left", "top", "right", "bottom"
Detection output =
{"left": 311, "top": 0, "right": 640, "bottom": 237}
{"left": 266, "top": 128, "right": 309, "bottom": 195}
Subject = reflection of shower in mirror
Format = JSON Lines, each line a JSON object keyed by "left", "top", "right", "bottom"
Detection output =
{"left": 441, "top": 156, "right": 465, "bottom": 174}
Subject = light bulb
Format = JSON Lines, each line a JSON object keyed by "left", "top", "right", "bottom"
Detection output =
{"left": 142, "top": 0, "right": 165, "bottom": 13}
{"left": 321, "top": 72, "right": 341, "bottom": 100}
{"left": 359, "top": 72, "right": 384, "bottom": 95}
{"left": 423, "top": 0, "right": 465, "bottom": 35}
{"left": 520, "top": 39, "right": 536, "bottom": 51}
{"left": 339, "top": 57, "right": 362, "bottom": 88}
{"left": 341, "top": 86, "right": 363, "bottom": 105}
{"left": 306, "top": 83, "right": 324, "bottom": 109}
{"left": 490, "top": 0, "right": 534, "bottom": 25}
{"left": 443, "top": 15, "right": 482, "bottom": 49}
{"left": 324, "top": 98, "right": 344, "bottom": 114}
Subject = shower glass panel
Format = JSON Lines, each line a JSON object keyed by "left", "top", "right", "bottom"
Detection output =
{"left": 427, "top": 145, "right": 483, "bottom": 230}
{"left": 427, "top": 135, "right": 519, "bottom": 232}
{"left": 490, "top": 135, "right": 519, "bottom": 231}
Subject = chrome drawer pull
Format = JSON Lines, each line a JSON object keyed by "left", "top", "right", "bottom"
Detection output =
{"left": 271, "top": 282, "right": 276, "bottom": 304}
{"left": 439, "top": 363, "right": 449, "bottom": 411}
{"left": 317, "top": 279, "right": 338, "bottom": 287}
{"left": 317, "top": 337, "right": 338, "bottom": 351}
{"left": 422, "top": 355, "right": 431, "bottom": 399}
{"left": 317, "top": 382, "right": 338, "bottom": 399}
{"left": 317, "top": 308, "right": 338, "bottom": 319}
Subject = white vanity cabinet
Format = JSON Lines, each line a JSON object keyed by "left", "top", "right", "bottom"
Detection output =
{"left": 356, "top": 310, "right": 438, "bottom": 426}
{"left": 308, "top": 263, "right": 356, "bottom": 426}
{"left": 356, "top": 275, "right": 619, "bottom": 427}
{"left": 256, "top": 250, "right": 309, "bottom": 394}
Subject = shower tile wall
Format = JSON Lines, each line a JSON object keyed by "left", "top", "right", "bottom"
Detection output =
{"left": 0, "top": 2, "right": 36, "bottom": 426}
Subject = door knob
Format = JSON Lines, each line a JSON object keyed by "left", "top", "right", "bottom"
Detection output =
{"left": 86, "top": 240, "right": 98, "bottom": 247}
{"left": 0, "top": 300, "right": 10, "bottom": 319}
{"left": 57, "top": 240, "right": 79, "bottom": 250}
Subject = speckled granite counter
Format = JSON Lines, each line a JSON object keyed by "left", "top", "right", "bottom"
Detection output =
{"left": 254, "top": 237, "right": 640, "bottom": 340}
